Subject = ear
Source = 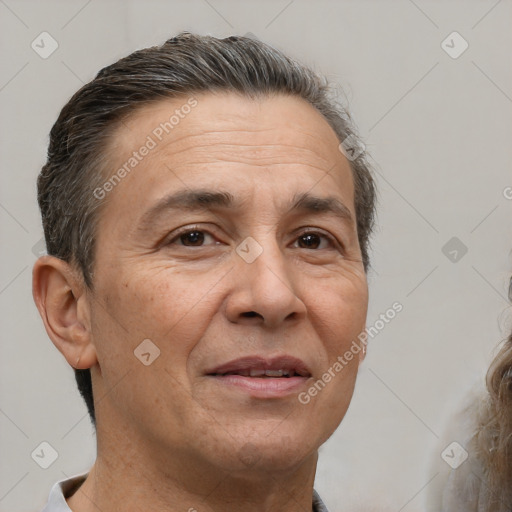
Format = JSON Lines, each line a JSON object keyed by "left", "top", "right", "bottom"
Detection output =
{"left": 32, "top": 255, "right": 97, "bottom": 369}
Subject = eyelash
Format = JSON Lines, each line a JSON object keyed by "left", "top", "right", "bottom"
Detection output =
{"left": 166, "top": 225, "right": 341, "bottom": 251}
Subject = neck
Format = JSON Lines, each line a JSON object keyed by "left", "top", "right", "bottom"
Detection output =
{"left": 66, "top": 422, "right": 318, "bottom": 512}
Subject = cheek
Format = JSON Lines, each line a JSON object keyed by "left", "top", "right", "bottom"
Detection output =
{"left": 101, "top": 266, "right": 210, "bottom": 333}
{"left": 309, "top": 277, "right": 368, "bottom": 347}
{"left": 90, "top": 268, "right": 224, "bottom": 430}
{"left": 95, "top": 266, "right": 227, "bottom": 372}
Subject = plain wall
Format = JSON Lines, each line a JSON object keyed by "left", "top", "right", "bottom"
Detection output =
{"left": 1, "top": 1, "right": 511, "bottom": 510}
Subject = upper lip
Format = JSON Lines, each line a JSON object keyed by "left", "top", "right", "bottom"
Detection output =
{"left": 205, "top": 355, "right": 312, "bottom": 378}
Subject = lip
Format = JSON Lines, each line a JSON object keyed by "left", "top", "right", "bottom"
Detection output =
{"left": 206, "top": 355, "right": 312, "bottom": 377}
{"left": 205, "top": 355, "right": 312, "bottom": 399}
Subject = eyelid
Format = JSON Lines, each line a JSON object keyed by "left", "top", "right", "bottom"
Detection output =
{"left": 166, "top": 224, "right": 218, "bottom": 245}
{"left": 292, "top": 227, "right": 343, "bottom": 250}
{"left": 164, "top": 224, "right": 344, "bottom": 251}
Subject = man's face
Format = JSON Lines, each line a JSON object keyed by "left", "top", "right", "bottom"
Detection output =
{"left": 88, "top": 92, "right": 368, "bottom": 474}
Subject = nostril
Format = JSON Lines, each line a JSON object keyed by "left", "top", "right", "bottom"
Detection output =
{"left": 241, "top": 311, "right": 261, "bottom": 318}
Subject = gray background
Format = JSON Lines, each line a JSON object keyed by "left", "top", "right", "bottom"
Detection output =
{"left": 1, "top": 1, "right": 511, "bottom": 510}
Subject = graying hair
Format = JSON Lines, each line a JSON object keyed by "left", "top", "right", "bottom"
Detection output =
{"left": 37, "top": 32, "right": 377, "bottom": 427}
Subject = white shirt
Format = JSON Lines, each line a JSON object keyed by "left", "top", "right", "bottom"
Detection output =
{"left": 41, "top": 473, "right": 329, "bottom": 511}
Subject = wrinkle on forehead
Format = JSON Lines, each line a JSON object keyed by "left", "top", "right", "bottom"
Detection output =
{"left": 106, "top": 92, "right": 344, "bottom": 172}
{"left": 91, "top": 92, "right": 361, "bottom": 279}
{"left": 98, "top": 92, "right": 355, "bottom": 232}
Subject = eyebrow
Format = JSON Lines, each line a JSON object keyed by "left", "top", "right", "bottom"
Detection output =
{"left": 136, "top": 188, "right": 355, "bottom": 233}
{"left": 290, "top": 191, "right": 355, "bottom": 228}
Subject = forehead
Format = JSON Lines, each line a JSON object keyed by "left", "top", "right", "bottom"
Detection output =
{"left": 99, "top": 92, "right": 355, "bottom": 229}
{"left": 108, "top": 91, "right": 346, "bottom": 169}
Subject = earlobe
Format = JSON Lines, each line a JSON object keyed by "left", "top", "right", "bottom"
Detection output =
{"left": 32, "top": 256, "right": 97, "bottom": 369}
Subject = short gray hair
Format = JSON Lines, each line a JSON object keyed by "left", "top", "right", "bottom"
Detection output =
{"left": 37, "top": 32, "right": 377, "bottom": 427}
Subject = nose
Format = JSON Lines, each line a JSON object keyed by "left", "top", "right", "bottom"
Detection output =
{"left": 224, "top": 238, "right": 307, "bottom": 329}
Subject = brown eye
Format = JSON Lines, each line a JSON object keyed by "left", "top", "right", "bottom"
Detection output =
{"left": 295, "top": 232, "right": 333, "bottom": 250}
{"left": 165, "top": 225, "right": 220, "bottom": 249}
{"left": 298, "top": 233, "right": 321, "bottom": 249}
{"left": 166, "top": 226, "right": 220, "bottom": 249}
{"left": 180, "top": 230, "right": 205, "bottom": 246}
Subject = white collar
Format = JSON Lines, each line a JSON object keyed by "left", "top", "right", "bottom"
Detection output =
{"left": 41, "top": 472, "right": 87, "bottom": 511}
{"left": 40, "top": 473, "right": 329, "bottom": 511}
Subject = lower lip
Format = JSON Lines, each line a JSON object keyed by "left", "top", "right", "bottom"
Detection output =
{"left": 208, "top": 375, "right": 309, "bottom": 398}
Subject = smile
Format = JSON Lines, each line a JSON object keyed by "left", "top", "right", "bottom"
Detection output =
{"left": 206, "top": 356, "right": 312, "bottom": 398}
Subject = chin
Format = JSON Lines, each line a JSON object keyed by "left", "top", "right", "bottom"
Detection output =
{"left": 210, "top": 429, "right": 319, "bottom": 474}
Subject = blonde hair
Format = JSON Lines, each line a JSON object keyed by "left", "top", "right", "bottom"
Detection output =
{"left": 471, "top": 332, "right": 512, "bottom": 511}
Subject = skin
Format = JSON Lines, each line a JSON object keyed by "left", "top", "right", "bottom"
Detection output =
{"left": 33, "top": 91, "right": 369, "bottom": 512}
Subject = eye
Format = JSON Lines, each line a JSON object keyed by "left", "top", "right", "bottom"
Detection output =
{"left": 168, "top": 227, "right": 218, "bottom": 247}
{"left": 293, "top": 231, "right": 336, "bottom": 250}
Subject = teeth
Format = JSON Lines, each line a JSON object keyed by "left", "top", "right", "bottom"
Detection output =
{"left": 222, "top": 369, "right": 296, "bottom": 377}
{"left": 265, "top": 369, "right": 283, "bottom": 377}
{"left": 249, "top": 369, "right": 266, "bottom": 377}
{"left": 249, "top": 369, "right": 289, "bottom": 377}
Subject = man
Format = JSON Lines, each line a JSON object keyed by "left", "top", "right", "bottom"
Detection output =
{"left": 33, "top": 32, "right": 376, "bottom": 511}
